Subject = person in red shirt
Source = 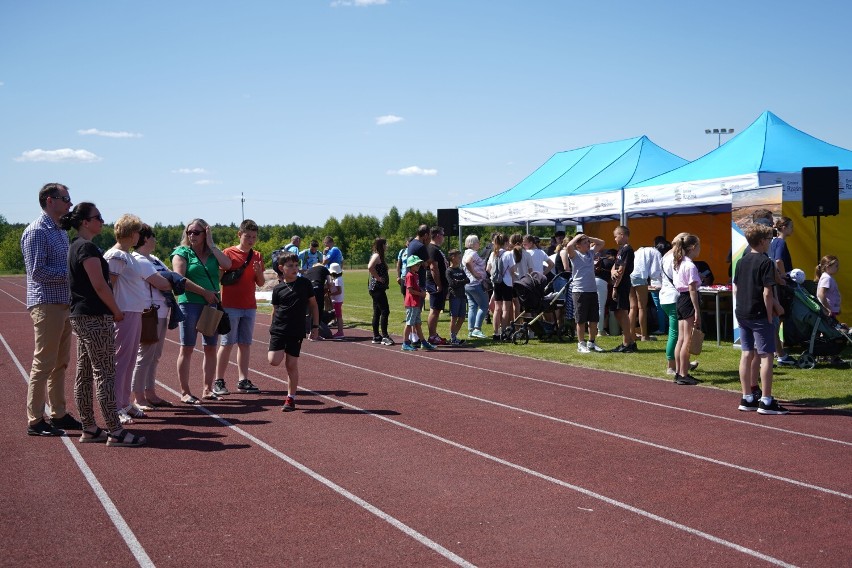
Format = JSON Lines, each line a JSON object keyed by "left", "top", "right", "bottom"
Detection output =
{"left": 401, "top": 256, "right": 435, "bottom": 352}
{"left": 213, "top": 219, "right": 265, "bottom": 396}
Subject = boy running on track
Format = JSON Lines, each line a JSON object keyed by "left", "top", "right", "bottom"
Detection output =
{"left": 268, "top": 253, "right": 319, "bottom": 412}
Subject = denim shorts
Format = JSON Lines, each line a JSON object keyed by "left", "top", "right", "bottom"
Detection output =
{"left": 405, "top": 306, "right": 422, "bottom": 325}
{"left": 739, "top": 317, "right": 776, "bottom": 355}
{"left": 178, "top": 302, "right": 218, "bottom": 347}
{"left": 630, "top": 275, "right": 648, "bottom": 287}
{"left": 220, "top": 307, "right": 257, "bottom": 346}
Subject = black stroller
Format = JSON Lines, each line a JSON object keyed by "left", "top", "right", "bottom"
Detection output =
{"left": 508, "top": 272, "right": 571, "bottom": 344}
{"left": 784, "top": 285, "right": 851, "bottom": 369}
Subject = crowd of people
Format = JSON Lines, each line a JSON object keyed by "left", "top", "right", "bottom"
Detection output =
{"left": 21, "top": 184, "right": 847, "bottom": 440}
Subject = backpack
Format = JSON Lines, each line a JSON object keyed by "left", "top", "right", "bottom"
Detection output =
{"left": 490, "top": 253, "right": 505, "bottom": 287}
{"left": 270, "top": 247, "right": 287, "bottom": 275}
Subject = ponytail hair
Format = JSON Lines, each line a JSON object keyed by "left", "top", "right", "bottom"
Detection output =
{"left": 491, "top": 233, "right": 506, "bottom": 258}
{"left": 58, "top": 202, "right": 97, "bottom": 231}
{"left": 815, "top": 255, "right": 839, "bottom": 281}
{"left": 774, "top": 216, "right": 792, "bottom": 232}
{"left": 672, "top": 233, "right": 700, "bottom": 271}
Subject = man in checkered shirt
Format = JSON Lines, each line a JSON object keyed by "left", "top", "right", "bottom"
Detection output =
{"left": 21, "top": 183, "right": 82, "bottom": 436}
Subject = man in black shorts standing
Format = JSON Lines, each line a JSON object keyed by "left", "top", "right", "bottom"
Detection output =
{"left": 610, "top": 225, "right": 637, "bottom": 352}
{"left": 426, "top": 226, "right": 449, "bottom": 345}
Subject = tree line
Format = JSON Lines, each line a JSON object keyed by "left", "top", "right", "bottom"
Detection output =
{"left": 0, "top": 208, "right": 555, "bottom": 273}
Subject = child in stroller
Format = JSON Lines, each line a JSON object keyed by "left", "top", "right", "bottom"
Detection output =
{"left": 507, "top": 271, "right": 571, "bottom": 344}
{"left": 783, "top": 267, "right": 850, "bottom": 368}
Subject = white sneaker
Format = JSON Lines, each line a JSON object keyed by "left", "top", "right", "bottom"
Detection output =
{"left": 665, "top": 367, "right": 677, "bottom": 376}
{"left": 587, "top": 341, "right": 605, "bottom": 353}
{"left": 117, "top": 408, "right": 133, "bottom": 425}
{"left": 577, "top": 341, "right": 590, "bottom": 353}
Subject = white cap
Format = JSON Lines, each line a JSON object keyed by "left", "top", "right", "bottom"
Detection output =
{"left": 789, "top": 268, "right": 805, "bottom": 284}
{"left": 329, "top": 263, "right": 342, "bottom": 274}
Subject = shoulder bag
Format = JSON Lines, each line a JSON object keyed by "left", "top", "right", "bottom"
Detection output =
{"left": 221, "top": 248, "right": 253, "bottom": 286}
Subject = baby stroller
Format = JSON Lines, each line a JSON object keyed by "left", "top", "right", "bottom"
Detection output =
{"left": 508, "top": 272, "right": 571, "bottom": 344}
{"left": 784, "top": 285, "right": 851, "bottom": 369}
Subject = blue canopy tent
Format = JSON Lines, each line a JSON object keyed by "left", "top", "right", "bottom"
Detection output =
{"left": 458, "top": 136, "right": 687, "bottom": 226}
{"left": 624, "top": 111, "right": 852, "bottom": 216}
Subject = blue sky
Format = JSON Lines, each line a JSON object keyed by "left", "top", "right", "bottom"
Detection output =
{"left": 2, "top": 0, "right": 850, "bottom": 227}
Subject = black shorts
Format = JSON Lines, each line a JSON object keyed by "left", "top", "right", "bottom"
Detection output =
{"left": 676, "top": 293, "right": 695, "bottom": 320}
{"left": 493, "top": 282, "right": 514, "bottom": 302}
{"left": 427, "top": 285, "right": 447, "bottom": 311}
{"left": 572, "top": 291, "right": 599, "bottom": 323}
{"left": 613, "top": 283, "right": 631, "bottom": 311}
{"left": 269, "top": 334, "right": 303, "bottom": 357}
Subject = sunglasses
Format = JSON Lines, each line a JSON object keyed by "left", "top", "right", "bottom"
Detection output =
{"left": 51, "top": 195, "right": 72, "bottom": 203}
{"left": 87, "top": 215, "right": 104, "bottom": 223}
{"left": 186, "top": 229, "right": 205, "bottom": 236}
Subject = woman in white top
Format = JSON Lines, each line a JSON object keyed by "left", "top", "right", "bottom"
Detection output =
{"left": 523, "top": 235, "right": 554, "bottom": 276}
{"left": 104, "top": 215, "right": 172, "bottom": 422}
{"left": 131, "top": 224, "right": 179, "bottom": 407}
{"left": 658, "top": 237, "right": 682, "bottom": 376}
{"left": 487, "top": 233, "right": 514, "bottom": 340}
{"left": 462, "top": 235, "right": 489, "bottom": 339}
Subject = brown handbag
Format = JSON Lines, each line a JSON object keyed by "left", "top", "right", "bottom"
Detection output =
{"left": 140, "top": 305, "right": 159, "bottom": 344}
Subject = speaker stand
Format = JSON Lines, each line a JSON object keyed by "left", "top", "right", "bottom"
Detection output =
{"left": 816, "top": 214, "right": 822, "bottom": 265}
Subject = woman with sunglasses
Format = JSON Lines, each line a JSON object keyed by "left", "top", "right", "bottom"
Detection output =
{"left": 60, "top": 203, "right": 146, "bottom": 446}
{"left": 171, "top": 219, "right": 230, "bottom": 404}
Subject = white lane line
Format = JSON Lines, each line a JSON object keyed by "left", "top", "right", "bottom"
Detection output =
{"left": 252, "top": 318, "right": 852, "bottom": 447}
{"left": 1, "top": 333, "right": 155, "bottom": 568}
{"left": 0, "top": 287, "right": 27, "bottom": 305}
{"left": 154, "top": 382, "right": 476, "bottom": 568}
{"left": 215, "top": 357, "right": 799, "bottom": 568}
{"left": 248, "top": 340, "right": 848, "bottom": 501}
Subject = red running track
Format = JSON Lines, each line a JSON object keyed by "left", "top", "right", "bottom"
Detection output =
{"left": 1, "top": 275, "right": 850, "bottom": 567}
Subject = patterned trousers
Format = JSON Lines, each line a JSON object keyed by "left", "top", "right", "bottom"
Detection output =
{"left": 70, "top": 315, "right": 120, "bottom": 432}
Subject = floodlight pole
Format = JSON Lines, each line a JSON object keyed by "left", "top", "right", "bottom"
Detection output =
{"left": 241, "top": 192, "right": 245, "bottom": 221}
{"left": 704, "top": 128, "right": 735, "bottom": 148}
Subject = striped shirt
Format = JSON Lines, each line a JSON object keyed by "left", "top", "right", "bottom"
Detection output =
{"left": 21, "top": 213, "right": 70, "bottom": 308}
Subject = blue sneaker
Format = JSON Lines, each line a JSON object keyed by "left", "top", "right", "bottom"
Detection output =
{"left": 401, "top": 343, "right": 416, "bottom": 352}
{"left": 421, "top": 341, "right": 436, "bottom": 351}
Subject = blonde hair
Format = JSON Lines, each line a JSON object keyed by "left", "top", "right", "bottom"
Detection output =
{"left": 113, "top": 214, "right": 142, "bottom": 239}
{"left": 672, "top": 233, "right": 700, "bottom": 271}
{"left": 180, "top": 218, "right": 211, "bottom": 249}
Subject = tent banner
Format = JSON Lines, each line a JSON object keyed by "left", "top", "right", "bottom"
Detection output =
{"left": 623, "top": 173, "right": 758, "bottom": 214}
{"left": 459, "top": 190, "right": 622, "bottom": 225}
{"left": 758, "top": 171, "right": 852, "bottom": 202}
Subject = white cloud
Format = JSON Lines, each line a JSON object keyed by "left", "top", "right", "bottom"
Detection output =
{"left": 173, "top": 167, "right": 209, "bottom": 174}
{"left": 331, "top": 0, "right": 388, "bottom": 7}
{"left": 14, "top": 148, "right": 102, "bottom": 163}
{"left": 376, "top": 114, "right": 404, "bottom": 126}
{"left": 386, "top": 166, "right": 438, "bottom": 176}
{"left": 78, "top": 128, "right": 142, "bottom": 138}
{"left": 194, "top": 179, "right": 220, "bottom": 185}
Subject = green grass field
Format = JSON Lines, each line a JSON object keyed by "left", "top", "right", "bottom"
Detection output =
{"left": 260, "top": 269, "right": 852, "bottom": 410}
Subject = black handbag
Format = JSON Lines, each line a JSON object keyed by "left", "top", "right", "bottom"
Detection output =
{"left": 220, "top": 249, "right": 253, "bottom": 286}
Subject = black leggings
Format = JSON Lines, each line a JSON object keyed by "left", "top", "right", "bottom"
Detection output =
{"left": 370, "top": 288, "right": 390, "bottom": 337}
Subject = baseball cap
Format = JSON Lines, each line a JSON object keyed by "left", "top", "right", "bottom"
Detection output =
{"left": 329, "top": 263, "right": 343, "bottom": 274}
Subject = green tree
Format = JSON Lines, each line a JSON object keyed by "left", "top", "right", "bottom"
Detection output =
{"left": 381, "top": 206, "right": 401, "bottom": 237}
{"left": 0, "top": 228, "right": 24, "bottom": 272}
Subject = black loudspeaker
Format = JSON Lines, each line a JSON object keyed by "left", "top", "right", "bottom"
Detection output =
{"left": 802, "top": 166, "right": 839, "bottom": 217}
{"left": 437, "top": 208, "right": 459, "bottom": 234}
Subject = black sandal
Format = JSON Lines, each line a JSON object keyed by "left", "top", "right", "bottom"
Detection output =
{"left": 79, "top": 427, "right": 108, "bottom": 444}
{"left": 107, "top": 429, "right": 147, "bottom": 447}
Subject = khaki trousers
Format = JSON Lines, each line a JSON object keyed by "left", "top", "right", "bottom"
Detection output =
{"left": 27, "top": 303, "right": 71, "bottom": 425}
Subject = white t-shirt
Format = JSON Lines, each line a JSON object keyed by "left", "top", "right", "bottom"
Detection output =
{"left": 659, "top": 253, "right": 679, "bottom": 305}
{"left": 132, "top": 252, "right": 170, "bottom": 307}
{"left": 104, "top": 248, "right": 157, "bottom": 312}
{"left": 512, "top": 249, "right": 533, "bottom": 279}
{"left": 462, "top": 249, "right": 486, "bottom": 283}
{"left": 500, "top": 250, "right": 517, "bottom": 286}
{"left": 526, "top": 248, "right": 551, "bottom": 275}
{"left": 331, "top": 275, "right": 344, "bottom": 303}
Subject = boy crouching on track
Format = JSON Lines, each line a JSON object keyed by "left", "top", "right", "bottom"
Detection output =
{"left": 269, "top": 253, "right": 319, "bottom": 412}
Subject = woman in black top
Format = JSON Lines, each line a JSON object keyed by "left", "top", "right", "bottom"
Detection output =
{"left": 367, "top": 237, "right": 393, "bottom": 345}
{"left": 62, "top": 202, "right": 146, "bottom": 447}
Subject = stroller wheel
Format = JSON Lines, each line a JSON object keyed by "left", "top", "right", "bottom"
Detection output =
{"left": 797, "top": 353, "right": 816, "bottom": 369}
{"left": 512, "top": 329, "right": 529, "bottom": 345}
